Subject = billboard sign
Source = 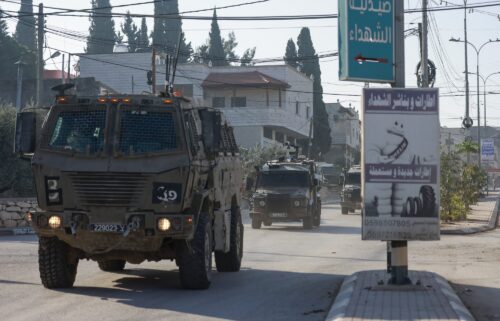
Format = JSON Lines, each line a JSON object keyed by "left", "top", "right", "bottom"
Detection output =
{"left": 362, "top": 88, "right": 440, "bottom": 241}
{"left": 338, "top": 0, "right": 395, "bottom": 83}
{"left": 481, "top": 138, "right": 495, "bottom": 162}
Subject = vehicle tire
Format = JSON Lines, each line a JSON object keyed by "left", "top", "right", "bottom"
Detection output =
{"left": 341, "top": 207, "right": 348, "bottom": 215}
{"left": 419, "top": 185, "right": 436, "bottom": 216}
{"left": 303, "top": 216, "right": 313, "bottom": 229}
{"left": 313, "top": 203, "right": 321, "bottom": 227}
{"left": 414, "top": 197, "right": 423, "bottom": 217}
{"left": 215, "top": 206, "right": 244, "bottom": 272}
{"left": 177, "top": 213, "right": 212, "bottom": 290}
{"left": 405, "top": 197, "right": 415, "bottom": 217}
{"left": 263, "top": 220, "right": 272, "bottom": 226}
{"left": 98, "top": 260, "right": 126, "bottom": 272}
{"left": 251, "top": 217, "right": 262, "bottom": 229}
{"left": 39, "top": 237, "right": 78, "bottom": 289}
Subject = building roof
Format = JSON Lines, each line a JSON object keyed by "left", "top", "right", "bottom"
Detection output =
{"left": 202, "top": 71, "right": 290, "bottom": 89}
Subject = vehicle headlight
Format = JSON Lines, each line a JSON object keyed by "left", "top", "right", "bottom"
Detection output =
{"left": 48, "top": 215, "right": 61, "bottom": 229}
{"left": 45, "top": 177, "right": 62, "bottom": 205}
{"left": 294, "top": 200, "right": 301, "bottom": 207}
{"left": 258, "top": 200, "right": 266, "bottom": 207}
{"left": 157, "top": 218, "right": 171, "bottom": 231}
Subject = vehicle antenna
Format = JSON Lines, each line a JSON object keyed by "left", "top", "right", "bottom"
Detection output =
{"left": 170, "top": 32, "right": 183, "bottom": 95}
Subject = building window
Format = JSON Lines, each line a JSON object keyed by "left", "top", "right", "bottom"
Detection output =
{"left": 278, "top": 89, "right": 282, "bottom": 107}
{"left": 212, "top": 97, "right": 225, "bottom": 108}
{"left": 173, "top": 84, "right": 194, "bottom": 98}
{"left": 306, "top": 106, "right": 310, "bottom": 119}
{"left": 295, "top": 101, "right": 299, "bottom": 115}
{"left": 231, "top": 97, "right": 246, "bottom": 107}
{"left": 263, "top": 127, "right": 273, "bottom": 139}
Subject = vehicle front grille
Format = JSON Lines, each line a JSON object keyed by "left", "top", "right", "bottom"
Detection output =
{"left": 68, "top": 172, "right": 148, "bottom": 207}
{"left": 267, "top": 194, "right": 290, "bottom": 212}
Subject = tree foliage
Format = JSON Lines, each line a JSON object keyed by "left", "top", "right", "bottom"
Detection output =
{"left": 14, "top": 0, "right": 36, "bottom": 51}
{"left": 121, "top": 12, "right": 139, "bottom": 52}
{"left": 208, "top": 9, "right": 227, "bottom": 66}
{"left": 86, "top": 0, "right": 117, "bottom": 54}
{"left": 137, "top": 17, "right": 149, "bottom": 49}
{"left": 0, "top": 11, "right": 36, "bottom": 82}
{"left": 0, "top": 105, "right": 35, "bottom": 197}
{"left": 296, "top": 27, "right": 331, "bottom": 159}
{"left": 240, "top": 144, "right": 288, "bottom": 179}
{"left": 152, "top": 0, "right": 192, "bottom": 62}
{"left": 240, "top": 47, "right": 256, "bottom": 66}
{"left": 284, "top": 38, "right": 298, "bottom": 68}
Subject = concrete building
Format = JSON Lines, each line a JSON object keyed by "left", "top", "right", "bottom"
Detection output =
{"left": 324, "top": 102, "right": 361, "bottom": 168}
{"left": 78, "top": 52, "right": 313, "bottom": 149}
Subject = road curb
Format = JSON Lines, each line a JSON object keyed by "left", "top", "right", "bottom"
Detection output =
{"left": 0, "top": 227, "right": 35, "bottom": 236}
{"left": 441, "top": 197, "right": 499, "bottom": 235}
{"left": 433, "top": 274, "right": 475, "bottom": 321}
{"left": 324, "top": 274, "right": 357, "bottom": 321}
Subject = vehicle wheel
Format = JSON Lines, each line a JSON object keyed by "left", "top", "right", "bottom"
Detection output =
{"left": 419, "top": 185, "right": 436, "bottom": 216}
{"left": 341, "top": 207, "right": 348, "bottom": 215}
{"left": 303, "top": 216, "right": 313, "bottom": 229}
{"left": 215, "top": 206, "right": 244, "bottom": 272}
{"left": 313, "top": 204, "right": 321, "bottom": 227}
{"left": 414, "top": 197, "right": 423, "bottom": 217}
{"left": 251, "top": 217, "right": 262, "bottom": 229}
{"left": 405, "top": 197, "right": 415, "bottom": 217}
{"left": 39, "top": 237, "right": 78, "bottom": 289}
{"left": 98, "top": 260, "right": 126, "bottom": 272}
{"left": 177, "top": 213, "right": 212, "bottom": 290}
{"left": 263, "top": 220, "right": 272, "bottom": 226}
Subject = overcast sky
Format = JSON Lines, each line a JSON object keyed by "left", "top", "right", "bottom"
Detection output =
{"left": 2, "top": 0, "right": 500, "bottom": 129}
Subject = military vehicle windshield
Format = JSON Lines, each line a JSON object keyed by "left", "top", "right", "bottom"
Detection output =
{"left": 48, "top": 109, "right": 106, "bottom": 154}
{"left": 117, "top": 110, "right": 179, "bottom": 155}
{"left": 257, "top": 171, "right": 309, "bottom": 188}
{"left": 346, "top": 172, "right": 361, "bottom": 185}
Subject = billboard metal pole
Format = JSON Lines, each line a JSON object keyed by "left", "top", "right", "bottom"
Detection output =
{"left": 388, "top": 0, "right": 410, "bottom": 285}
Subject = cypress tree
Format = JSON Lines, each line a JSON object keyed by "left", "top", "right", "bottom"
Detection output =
{"left": 137, "top": 17, "right": 150, "bottom": 49}
{"left": 153, "top": 0, "right": 192, "bottom": 60}
{"left": 86, "top": 0, "right": 116, "bottom": 54}
{"left": 121, "top": 11, "right": 138, "bottom": 52}
{"left": 0, "top": 8, "right": 8, "bottom": 38}
{"left": 14, "top": 0, "right": 36, "bottom": 50}
{"left": 208, "top": 9, "right": 227, "bottom": 66}
{"left": 284, "top": 38, "right": 298, "bottom": 68}
{"left": 297, "top": 27, "right": 331, "bottom": 158}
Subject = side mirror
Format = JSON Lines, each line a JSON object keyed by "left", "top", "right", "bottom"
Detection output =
{"left": 14, "top": 112, "right": 37, "bottom": 154}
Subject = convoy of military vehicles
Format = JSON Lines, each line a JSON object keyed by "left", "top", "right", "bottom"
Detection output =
{"left": 15, "top": 80, "right": 360, "bottom": 290}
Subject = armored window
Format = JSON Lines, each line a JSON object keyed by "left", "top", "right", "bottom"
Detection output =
{"left": 212, "top": 97, "right": 225, "bottom": 108}
{"left": 231, "top": 97, "right": 246, "bottom": 107}
{"left": 118, "top": 110, "right": 179, "bottom": 155}
{"left": 48, "top": 109, "right": 106, "bottom": 154}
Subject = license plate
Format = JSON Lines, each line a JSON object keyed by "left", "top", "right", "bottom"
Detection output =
{"left": 91, "top": 224, "right": 125, "bottom": 233}
{"left": 271, "top": 212, "right": 287, "bottom": 218}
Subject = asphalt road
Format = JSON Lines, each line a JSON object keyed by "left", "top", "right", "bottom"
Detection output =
{"left": 1, "top": 204, "right": 498, "bottom": 321}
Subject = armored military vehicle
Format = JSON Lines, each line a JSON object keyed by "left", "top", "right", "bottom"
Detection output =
{"left": 340, "top": 165, "right": 362, "bottom": 214}
{"left": 15, "top": 84, "right": 243, "bottom": 290}
{"left": 250, "top": 158, "right": 321, "bottom": 229}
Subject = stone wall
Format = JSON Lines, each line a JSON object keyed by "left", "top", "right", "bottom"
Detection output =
{"left": 0, "top": 198, "right": 39, "bottom": 229}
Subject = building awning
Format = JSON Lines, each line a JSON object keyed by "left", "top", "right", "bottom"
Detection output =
{"left": 202, "top": 71, "right": 290, "bottom": 89}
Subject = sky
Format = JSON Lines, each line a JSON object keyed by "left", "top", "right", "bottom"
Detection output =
{"left": 1, "top": 0, "right": 500, "bottom": 129}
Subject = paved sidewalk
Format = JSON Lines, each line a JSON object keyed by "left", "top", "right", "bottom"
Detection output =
{"left": 441, "top": 191, "right": 499, "bottom": 235}
{"left": 326, "top": 270, "right": 474, "bottom": 321}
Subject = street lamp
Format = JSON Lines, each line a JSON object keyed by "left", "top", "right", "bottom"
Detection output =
{"left": 450, "top": 37, "right": 500, "bottom": 166}
{"left": 467, "top": 71, "right": 500, "bottom": 130}
{"left": 44, "top": 50, "right": 61, "bottom": 62}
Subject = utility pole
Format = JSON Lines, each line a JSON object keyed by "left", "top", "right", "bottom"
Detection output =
{"left": 61, "top": 54, "right": 65, "bottom": 84}
{"left": 464, "top": 1, "right": 470, "bottom": 126}
{"left": 421, "top": 0, "right": 429, "bottom": 88}
{"left": 388, "top": 0, "right": 409, "bottom": 286}
{"left": 67, "top": 54, "right": 71, "bottom": 82}
{"left": 152, "top": 48, "right": 157, "bottom": 94}
{"left": 307, "top": 119, "right": 313, "bottom": 159}
{"left": 36, "top": 3, "right": 44, "bottom": 107}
